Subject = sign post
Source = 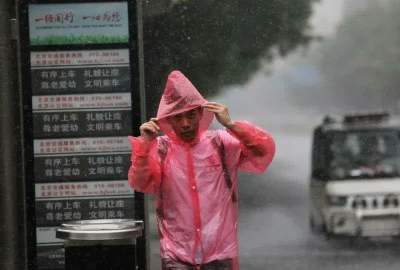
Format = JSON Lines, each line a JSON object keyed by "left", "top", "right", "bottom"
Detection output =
{"left": 0, "top": 1, "right": 27, "bottom": 270}
{"left": 18, "top": 1, "right": 146, "bottom": 269}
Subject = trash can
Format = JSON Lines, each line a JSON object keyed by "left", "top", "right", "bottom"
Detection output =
{"left": 56, "top": 219, "right": 143, "bottom": 270}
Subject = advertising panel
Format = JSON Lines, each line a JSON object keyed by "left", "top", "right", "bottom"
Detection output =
{"left": 33, "top": 137, "right": 131, "bottom": 182}
{"left": 30, "top": 50, "right": 131, "bottom": 95}
{"left": 29, "top": 2, "right": 129, "bottom": 45}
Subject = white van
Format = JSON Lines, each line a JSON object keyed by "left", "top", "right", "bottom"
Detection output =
{"left": 309, "top": 112, "right": 400, "bottom": 237}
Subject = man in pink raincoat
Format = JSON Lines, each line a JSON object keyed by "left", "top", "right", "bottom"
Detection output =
{"left": 128, "top": 70, "right": 275, "bottom": 270}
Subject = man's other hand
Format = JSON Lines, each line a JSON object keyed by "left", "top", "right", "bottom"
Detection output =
{"left": 140, "top": 118, "right": 160, "bottom": 141}
{"left": 202, "top": 102, "right": 234, "bottom": 128}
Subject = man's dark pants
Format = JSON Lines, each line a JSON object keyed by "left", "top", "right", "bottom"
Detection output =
{"left": 162, "top": 258, "right": 233, "bottom": 270}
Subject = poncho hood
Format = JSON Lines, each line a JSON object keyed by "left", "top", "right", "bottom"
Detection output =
{"left": 156, "top": 70, "right": 214, "bottom": 143}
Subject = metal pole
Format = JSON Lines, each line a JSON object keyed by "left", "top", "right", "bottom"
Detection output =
{"left": 135, "top": 1, "right": 150, "bottom": 269}
{"left": 0, "top": 0, "right": 27, "bottom": 269}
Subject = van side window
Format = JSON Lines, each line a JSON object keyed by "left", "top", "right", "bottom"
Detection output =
{"left": 311, "top": 128, "right": 328, "bottom": 181}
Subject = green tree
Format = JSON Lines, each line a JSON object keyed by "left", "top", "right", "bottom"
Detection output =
{"left": 143, "top": 0, "right": 318, "bottom": 115}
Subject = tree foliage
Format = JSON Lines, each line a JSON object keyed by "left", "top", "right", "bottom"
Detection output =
{"left": 143, "top": 0, "right": 318, "bottom": 115}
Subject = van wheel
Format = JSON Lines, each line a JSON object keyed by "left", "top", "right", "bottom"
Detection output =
{"left": 309, "top": 215, "right": 325, "bottom": 234}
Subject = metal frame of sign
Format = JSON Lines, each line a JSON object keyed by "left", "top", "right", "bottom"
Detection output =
{"left": 18, "top": 0, "right": 146, "bottom": 269}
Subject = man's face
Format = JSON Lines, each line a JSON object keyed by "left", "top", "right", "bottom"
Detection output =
{"left": 168, "top": 108, "right": 202, "bottom": 142}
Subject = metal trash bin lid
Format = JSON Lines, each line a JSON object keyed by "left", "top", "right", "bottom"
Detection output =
{"left": 56, "top": 219, "right": 143, "bottom": 241}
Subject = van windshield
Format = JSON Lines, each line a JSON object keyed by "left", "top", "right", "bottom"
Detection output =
{"left": 328, "top": 130, "right": 400, "bottom": 179}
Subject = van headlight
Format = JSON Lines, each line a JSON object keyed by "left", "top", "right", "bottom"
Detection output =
{"left": 327, "top": 195, "right": 347, "bottom": 206}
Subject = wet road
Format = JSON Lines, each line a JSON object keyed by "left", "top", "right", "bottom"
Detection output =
{"left": 222, "top": 79, "right": 400, "bottom": 269}
{"left": 238, "top": 130, "right": 400, "bottom": 270}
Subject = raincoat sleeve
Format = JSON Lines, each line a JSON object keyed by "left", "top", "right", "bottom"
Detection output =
{"left": 127, "top": 136, "right": 162, "bottom": 194}
{"left": 225, "top": 121, "right": 275, "bottom": 173}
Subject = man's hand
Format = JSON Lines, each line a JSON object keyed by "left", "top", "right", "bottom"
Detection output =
{"left": 139, "top": 118, "right": 160, "bottom": 141}
{"left": 202, "top": 102, "right": 234, "bottom": 128}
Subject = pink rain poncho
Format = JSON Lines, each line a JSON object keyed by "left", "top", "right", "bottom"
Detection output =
{"left": 128, "top": 71, "right": 275, "bottom": 270}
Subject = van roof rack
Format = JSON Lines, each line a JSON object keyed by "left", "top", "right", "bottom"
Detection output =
{"left": 322, "top": 115, "right": 336, "bottom": 125}
{"left": 343, "top": 112, "right": 389, "bottom": 125}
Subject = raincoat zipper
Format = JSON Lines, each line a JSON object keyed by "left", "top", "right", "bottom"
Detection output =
{"left": 185, "top": 144, "right": 203, "bottom": 262}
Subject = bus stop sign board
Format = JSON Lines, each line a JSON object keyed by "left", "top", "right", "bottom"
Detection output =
{"left": 18, "top": 1, "right": 145, "bottom": 269}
